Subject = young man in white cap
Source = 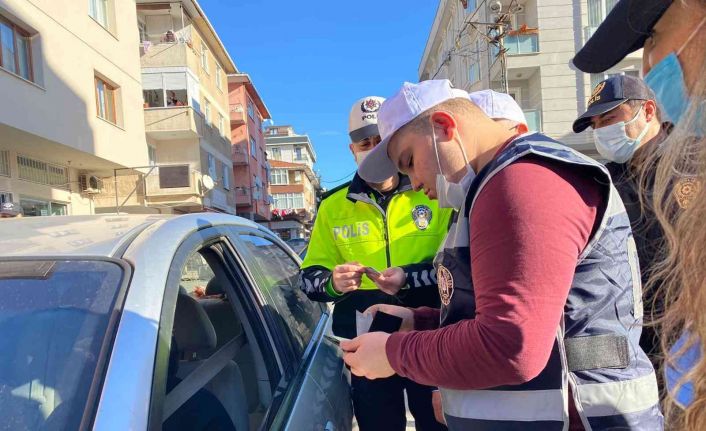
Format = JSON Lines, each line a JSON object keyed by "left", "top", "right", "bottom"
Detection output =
{"left": 341, "top": 80, "right": 662, "bottom": 430}
{"left": 468, "top": 89, "right": 529, "bottom": 135}
{"left": 299, "top": 97, "right": 451, "bottom": 431}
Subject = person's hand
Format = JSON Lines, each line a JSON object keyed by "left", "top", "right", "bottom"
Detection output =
{"left": 365, "top": 304, "right": 415, "bottom": 332}
{"left": 341, "top": 332, "right": 395, "bottom": 379}
{"left": 332, "top": 262, "right": 365, "bottom": 294}
{"left": 432, "top": 390, "right": 446, "bottom": 425}
{"left": 367, "top": 266, "right": 406, "bottom": 295}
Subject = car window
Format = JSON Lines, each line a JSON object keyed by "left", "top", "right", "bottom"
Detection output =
{"left": 157, "top": 244, "right": 276, "bottom": 431}
{"left": 237, "top": 234, "right": 322, "bottom": 357}
{"left": 0, "top": 259, "right": 125, "bottom": 431}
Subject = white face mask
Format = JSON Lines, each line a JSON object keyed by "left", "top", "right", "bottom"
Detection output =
{"left": 593, "top": 106, "right": 650, "bottom": 163}
{"left": 354, "top": 149, "right": 371, "bottom": 166}
{"left": 432, "top": 125, "right": 475, "bottom": 210}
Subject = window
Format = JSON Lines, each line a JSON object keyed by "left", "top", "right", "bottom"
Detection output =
{"left": 465, "top": 0, "right": 477, "bottom": 12}
{"left": 272, "top": 193, "right": 304, "bottom": 210}
{"left": 270, "top": 169, "right": 288, "bottom": 185}
{"left": 17, "top": 155, "right": 69, "bottom": 189}
{"left": 200, "top": 41, "right": 209, "bottom": 72}
{"left": 269, "top": 147, "right": 281, "bottom": 160}
{"left": 20, "top": 198, "right": 68, "bottom": 216}
{"left": 238, "top": 234, "right": 322, "bottom": 356}
{"left": 0, "top": 151, "right": 9, "bottom": 177}
{"left": 155, "top": 242, "right": 279, "bottom": 431}
{"left": 587, "top": 0, "right": 620, "bottom": 35}
{"left": 88, "top": 0, "right": 109, "bottom": 28}
{"left": 0, "top": 17, "right": 32, "bottom": 81}
{"left": 469, "top": 62, "right": 480, "bottom": 84}
{"left": 142, "top": 72, "right": 191, "bottom": 108}
{"left": 0, "top": 192, "right": 12, "bottom": 204}
{"left": 216, "top": 63, "right": 222, "bottom": 91}
{"left": 138, "top": 20, "right": 147, "bottom": 43}
{"left": 207, "top": 153, "right": 216, "bottom": 180}
{"left": 247, "top": 100, "right": 254, "bottom": 119}
{"left": 147, "top": 146, "right": 157, "bottom": 166}
{"left": 222, "top": 164, "right": 230, "bottom": 190}
{"left": 294, "top": 171, "right": 302, "bottom": 183}
{"left": 95, "top": 76, "right": 117, "bottom": 124}
{"left": 250, "top": 136, "right": 257, "bottom": 159}
{"left": 204, "top": 99, "right": 211, "bottom": 125}
{"left": 218, "top": 113, "right": 225, "bottom": 136}
{"left": 294, "top": 147, "right": 303, "bottom": 161}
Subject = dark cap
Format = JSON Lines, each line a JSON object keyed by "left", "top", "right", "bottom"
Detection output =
{"left": 572, "top": 0, "right": 672, "bottom": 73}
{"left": 573, "top": 75, "right": 655, "bottom": 133}
{"left": 0, "top": 202, "right": 22, "bottom": 217}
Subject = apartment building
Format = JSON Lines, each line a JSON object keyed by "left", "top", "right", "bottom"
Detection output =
{"left": 264, "top": 125, "right": 320, "bottom": 240}
{"left": 228, "top": 73, "right": 272, "bottom": 222}
{"left": 418, "top": 0, "right": 642, "bottom": 158}
{"left": 0, "top": 0, "right": 149, "bottom": 216}
{"left": 93, "top": 0, "right": 237, "bottom": 215}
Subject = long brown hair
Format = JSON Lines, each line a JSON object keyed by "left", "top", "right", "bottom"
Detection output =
{"left": 639, "top": 3, "right": 706, "bottom": 427}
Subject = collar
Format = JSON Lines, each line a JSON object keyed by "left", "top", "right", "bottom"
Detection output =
{"left": 346, "top": 173, "right": 412, "bottom": 203}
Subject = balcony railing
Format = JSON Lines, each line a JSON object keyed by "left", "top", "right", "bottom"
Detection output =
{"left": 230, "top": 104, "right": 246, "bottom": 125}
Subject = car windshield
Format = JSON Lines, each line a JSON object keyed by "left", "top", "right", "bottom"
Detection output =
{"left": 0, "top": 259, "right": 125, "bottom": 430}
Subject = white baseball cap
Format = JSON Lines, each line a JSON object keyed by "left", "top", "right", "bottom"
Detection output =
{"left": 357, "top": 79, "right": 469, "bottom": 183}
{"left": 469, "top": 89, "right": 528, "bottom": 126}
{"left": 349, "top": 96, "right": 385, "bottom": 142}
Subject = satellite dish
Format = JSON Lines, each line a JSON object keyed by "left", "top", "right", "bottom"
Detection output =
{"left": 202, "top": 175, "right": 215, "bottom": 191}
{"left": 489, "top": 0, "right": 503, "bottom": 13}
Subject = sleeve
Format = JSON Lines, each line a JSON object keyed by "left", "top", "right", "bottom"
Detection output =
{"left": 400, "top": 262, "right": 438, "bottom": 290}
{"left": 385, "top": 158, "right": 602, "bottom": 389}
{"left": 299, "top": 200, "right": 345, "bottom": 302}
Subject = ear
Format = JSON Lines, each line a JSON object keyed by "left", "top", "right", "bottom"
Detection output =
{"left": 349, "top": 143, "right": 356, "bottom": 156}
{"left": 644, "top": 100, "right": 658, "bottom": 123}
{"left": 430, "top": 111, "right": 458, "bottom": 141}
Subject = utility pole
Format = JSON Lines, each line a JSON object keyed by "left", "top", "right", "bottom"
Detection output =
{"left": 496, "top": 22, "right": 510, "bottom": 94}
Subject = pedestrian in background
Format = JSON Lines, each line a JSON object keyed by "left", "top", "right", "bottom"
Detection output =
{"left": 299, "top": 96, "right": 451, "bottom": 431}
{"left": 343, "top": 79, "right": 662, "bottom": 430}
{"left": 573, "top": 0, "right": 706, "bottom": 428}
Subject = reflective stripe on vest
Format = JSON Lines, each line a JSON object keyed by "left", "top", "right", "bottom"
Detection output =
{"left": 436, "top": 134, "right": 663, "bottom": 431}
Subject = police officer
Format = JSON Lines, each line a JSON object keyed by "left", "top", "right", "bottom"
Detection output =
{"left": 299, "top": 96, "right": 451, "bottom": 431}
{"left": 573, "top": 75, "right": 668, "bottom": 368}
{"left": 342, "top": 80, "right": 662, "bottom": 430}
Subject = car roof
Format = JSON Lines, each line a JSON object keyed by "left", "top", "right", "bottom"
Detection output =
{"left": 0, "top": 213, "right": 262, "bottom": 258}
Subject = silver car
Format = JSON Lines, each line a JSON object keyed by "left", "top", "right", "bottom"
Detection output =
{"left": 0, "top": 214, "right": 352, "bottom": 431}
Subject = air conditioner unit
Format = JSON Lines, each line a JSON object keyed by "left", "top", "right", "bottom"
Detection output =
{"left": 79, "top": 174, "right": 103, "bottom": 194}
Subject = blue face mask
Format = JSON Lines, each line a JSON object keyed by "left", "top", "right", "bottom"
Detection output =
{"left": 644, "top": 17, "right": 706, "bottom": 125}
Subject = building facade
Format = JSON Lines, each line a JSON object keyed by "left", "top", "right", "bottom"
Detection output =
{"left": 93, "top": 0, "right": 237, "bottom": 215}
{"left": 264, "top": 125, "right": 320, "bottom": 240}
{"left": 228, "top": 73, "right": 272, "bottom": 222}
{"left": 0, "top": 0, "right": 149, "bottom": 216}
{"left": 418, "top": 0, "right": 642, "bottom": 158}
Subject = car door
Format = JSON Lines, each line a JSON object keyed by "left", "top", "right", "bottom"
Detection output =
{"left": 228, "top": 228, "right": 352, "bottom": 431}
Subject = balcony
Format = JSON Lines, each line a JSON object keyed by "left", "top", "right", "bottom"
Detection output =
{"left": 144, "top": 106, "right": 198, "bottom": 140}
{"left": 144, "top": 166, "right": 202, "bottom": 199}
{"left": 230, "top": 104, "right": 246, "bottom": 125}
{"left": 140, "top": 40, "right": 192, "bottom": 69}
{"left": 235, "top": 187, "right": 252, "bottom": 206}
{"left": 233, "top": 148, "right": 249, "bottom": 165}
